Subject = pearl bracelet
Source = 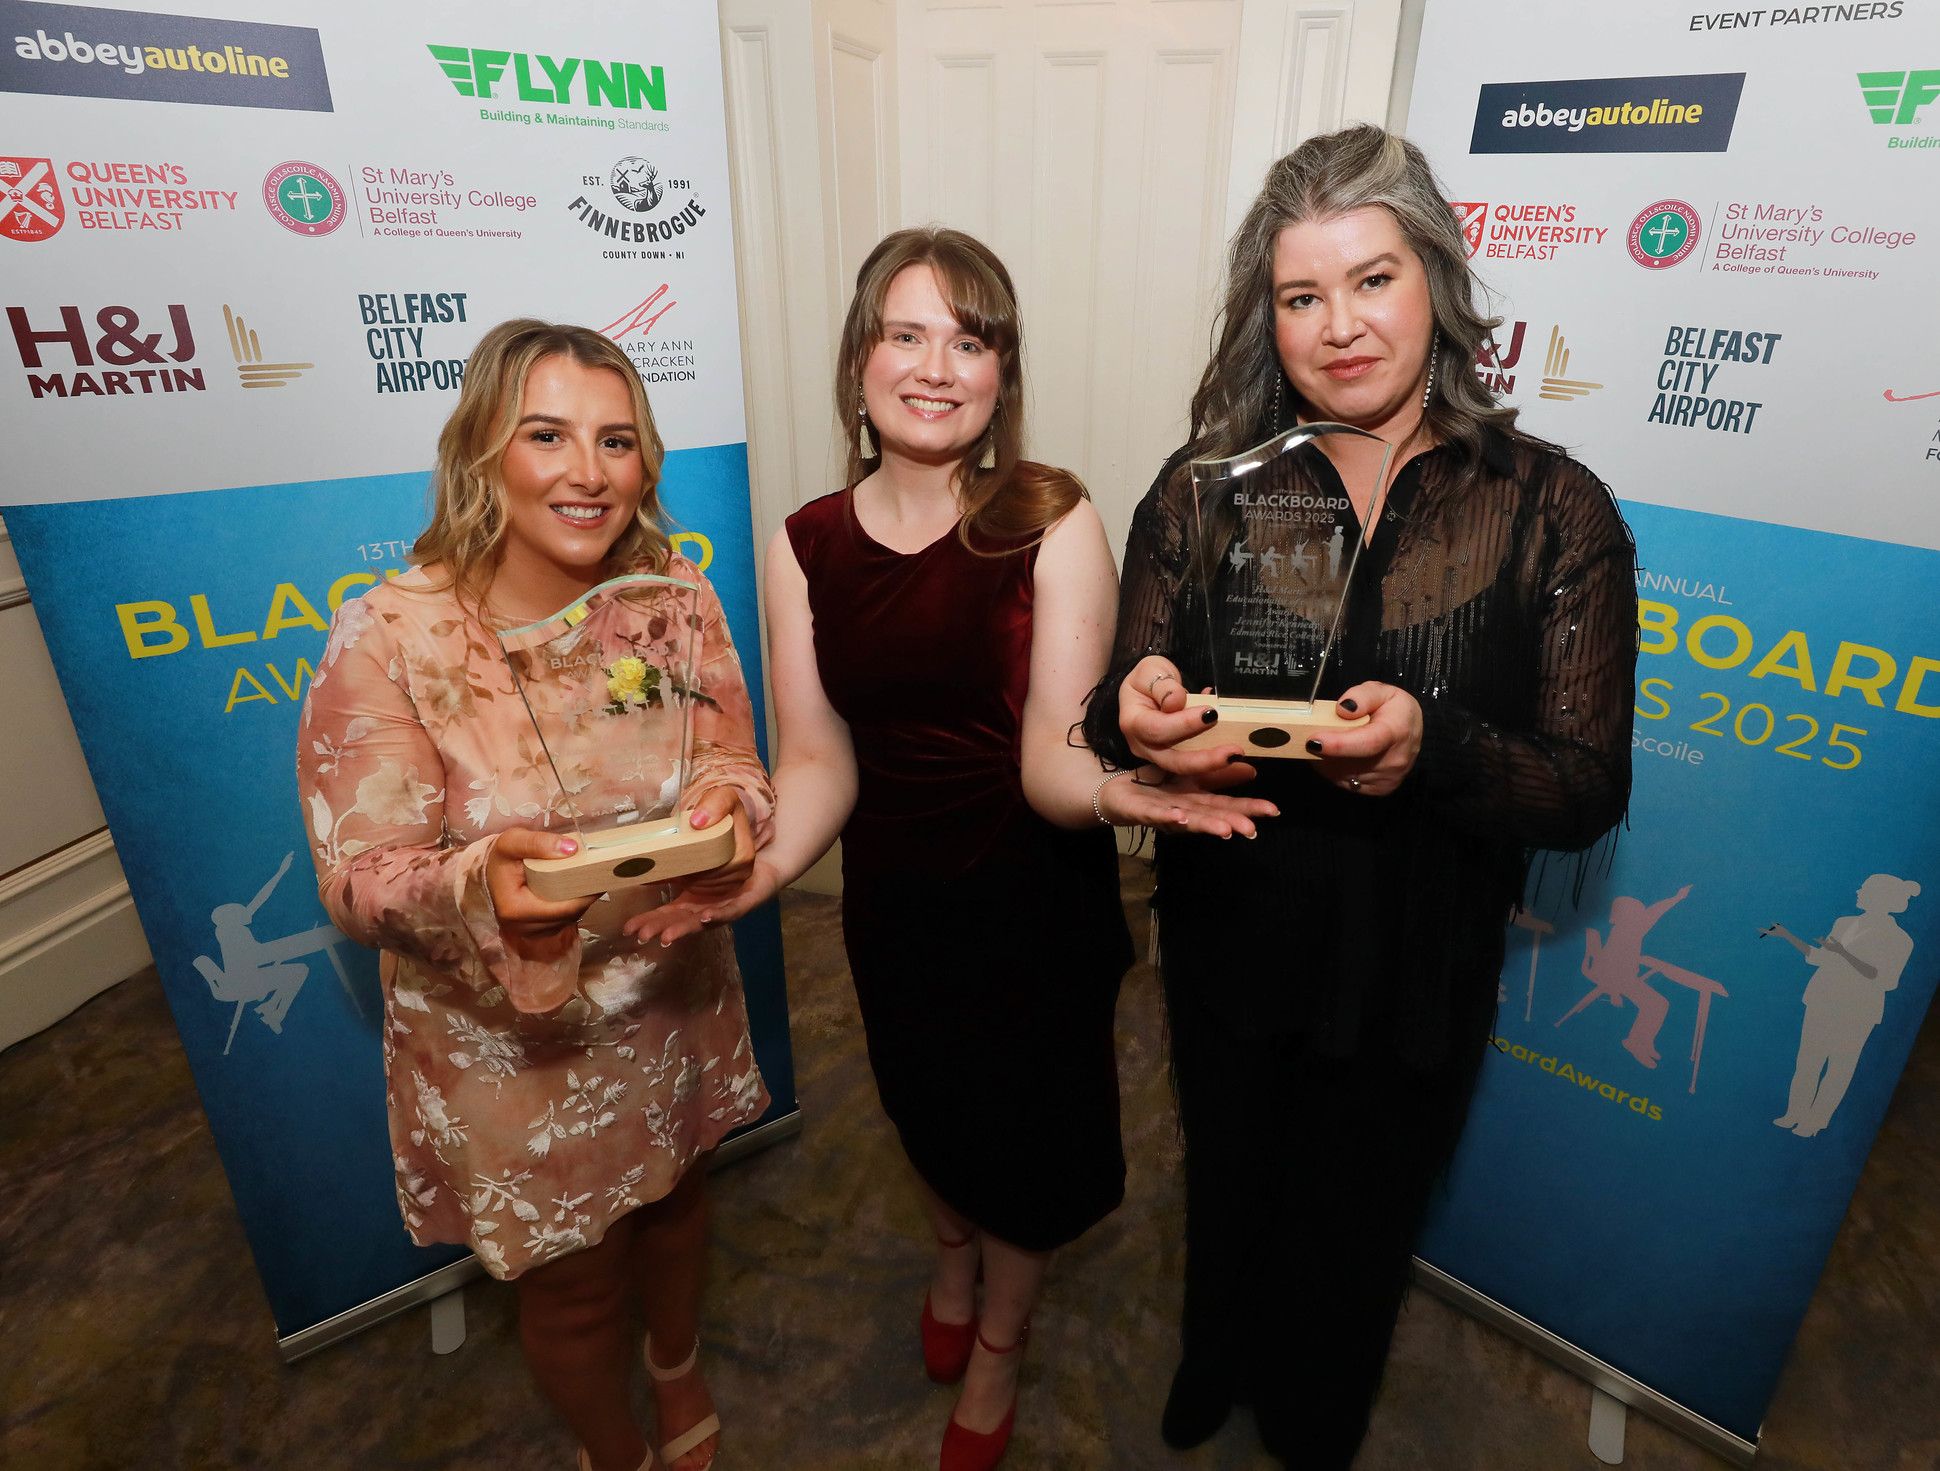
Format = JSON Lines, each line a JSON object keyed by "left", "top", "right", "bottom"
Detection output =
{"left": 1091, "top": 769, "right": 1127, "bottom": 825}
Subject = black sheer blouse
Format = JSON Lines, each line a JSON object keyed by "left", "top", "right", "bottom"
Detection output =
{"left": 1083, "top": 428, "right": 1638, "bottom": 1066}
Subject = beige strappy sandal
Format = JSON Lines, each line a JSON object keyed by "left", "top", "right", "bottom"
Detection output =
{"left": 645, "top": 1335, "right": 722, "bottom": 1469}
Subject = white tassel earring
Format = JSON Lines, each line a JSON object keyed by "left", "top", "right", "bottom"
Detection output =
{"left": 1422, "top": 328, "right": 1441, "bottom": 412}
{"left": 978, "top": 437, "right": 997, "bottom": 470}
{"left": 857, "top": 395, "right": 876, "bottom": 459}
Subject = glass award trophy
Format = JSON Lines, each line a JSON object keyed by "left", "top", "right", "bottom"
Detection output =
{"left": 496, "top": 573, "right": 736, "bottom": 900}
{"left": 1176, "top": 422, "right": 1397, "bottom": 758}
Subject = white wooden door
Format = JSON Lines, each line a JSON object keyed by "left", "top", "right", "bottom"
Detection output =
{"left": 895, "top": 0, "right": 1402, "bottom": 557}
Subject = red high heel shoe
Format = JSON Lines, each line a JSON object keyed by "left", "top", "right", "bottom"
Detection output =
{"left": 938, "top": 1323, "right": 1027, "bottom": 1471}
{"left": 921, "top": 1227, "right": 979, "bottom": 1383}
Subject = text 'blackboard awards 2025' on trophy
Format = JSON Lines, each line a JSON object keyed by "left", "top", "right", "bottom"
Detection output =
{"left": 496, "top": 573, "right": 736, "bottom": 899}
{"left": 1178, "top": 422, "right": 1398, "bottom": 759}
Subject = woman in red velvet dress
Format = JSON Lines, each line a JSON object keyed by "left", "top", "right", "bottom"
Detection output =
{"left": 631, "top": 228, "right": 1273, "bottom": 1469}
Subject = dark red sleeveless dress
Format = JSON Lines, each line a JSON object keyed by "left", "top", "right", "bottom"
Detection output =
{"left": 786, "top": 487, "right": 1132, "bottom": 1250}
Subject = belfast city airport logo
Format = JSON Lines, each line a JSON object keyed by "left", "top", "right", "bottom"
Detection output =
{"left": 569, "top": 159, "right": 706, "bottom": 256}
{"left": 1, "top": 156, "right": 62, "bottom": 241}
{"left": 262, "top": 160, "right": 344, "bottom": 237}
{"left": 1, "top": 3, "right": 332, "bottom": 112}
{"left": 1858, "top": 68, "right": 1940, "bottom": 151}
{"left": 1470, "top": 73, "right": 1744, "bottom": 154}
{"left": 427, "top": 43, "right": 666, "bottom": 113}
{"left": 1627, "top": 200, "right": 1702, "bottom": 269}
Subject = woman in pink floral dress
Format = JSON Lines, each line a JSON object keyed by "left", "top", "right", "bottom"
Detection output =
{"left": 298, "top": 319, "right": 768, "bottom": 1471}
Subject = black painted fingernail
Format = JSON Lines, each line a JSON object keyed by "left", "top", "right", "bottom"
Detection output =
{"left": 1305, "top": 739, "right": 1323, "bottom": 755}
{"left": 1339, "top": 697, "right": 1358, "bottom": 713}
{"left": 1202, "top": 709, "right": 1219, "bottom": 725}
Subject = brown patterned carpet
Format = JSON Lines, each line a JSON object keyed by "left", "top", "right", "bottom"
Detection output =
{"left": 3, "top": 859, "right": 1936, "bottom": 1470}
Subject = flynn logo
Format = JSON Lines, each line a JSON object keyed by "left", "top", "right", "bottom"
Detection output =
{"left": 1537, "top": 326, "right": 1602, "bottom": 403}
{"left": 1450, "top": 200, "right": 1487, "bottom": 259}
{"left": 224, "top": 304, "right": 310, "bottom": 388}
{"left": 601, "top": 285, "right": 677, "bottom": 341}
{"left": 1, "top": 156, "right": 63, "bottom": 241}
{"left": 427, "top": 44, "right": 666, "bottom": 111}
{"left": 1857, "top": 70, "right": 1940, "bottom": 125}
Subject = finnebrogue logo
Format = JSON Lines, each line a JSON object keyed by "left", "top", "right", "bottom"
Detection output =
{"left": 1, "top": 1, "right": 333, "bottom": 113}
{"left": 569, "top": 158, "right": 705, "bottom": 260}
{"left": 1627, "top": 200, "right": 1702, "bottom": 269}
{"left": 1471, "top": 73, "right": 1743, "bottom": 154}
{"left": 1, "top": 156, "right": 62, "bottom": 241}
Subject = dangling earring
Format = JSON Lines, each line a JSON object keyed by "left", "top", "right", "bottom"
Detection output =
{"left": 857, "top": 393, "right": 876, "bottom": 459}
{"left": 977, "top": 439, "right": 997, "bottom": 470}
{"left": 1422, "top": 328, "right": 1441, "bottom": 412}
{"left": 1272, "top": 372, "right": 1285, "bottom": 432}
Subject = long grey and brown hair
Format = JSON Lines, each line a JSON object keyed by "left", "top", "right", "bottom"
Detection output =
{"left": 411, "top": 318, "right": 671, "bottom": 610}
{"left": 1188, "top": 124, "right": 1523, "bottom": 463}
{"left": 835, "top": 226, "right": 1085, "bottom": 549}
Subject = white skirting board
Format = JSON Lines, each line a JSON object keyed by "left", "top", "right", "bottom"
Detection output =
{"left": 0, "top": 829, "right": 152, "bottom": 1052}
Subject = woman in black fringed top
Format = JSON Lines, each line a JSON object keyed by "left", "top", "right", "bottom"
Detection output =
{"left": 1082, "top": 125, "right": 1638, "bottom": 1468}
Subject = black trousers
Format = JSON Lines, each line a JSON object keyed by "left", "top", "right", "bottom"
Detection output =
{"left": 1165, "top": 974, "right": 1485, "bottom": 1468}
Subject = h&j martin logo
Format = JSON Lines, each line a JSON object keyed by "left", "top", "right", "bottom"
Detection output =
{"left": 262, "top": 159, "right": 344, "bottom": 237}
{"left": 1471, "top": 73, "right": 1744, "bottom": 155}
{"left": 1, "top": 155, "right": 62, "bottom": 241}
{"left": 7, "top": 301, "right": 202, "bottom": 398}
{"left": 1536, "top": 325, "right": 1602, "bottom": 403}
{"left": 1627, "top": 200, "right": 1702, "bottom": 269}
{"left": 1473, "top": 321, "right": 1602, "bottom": 403}
{"left": 224, "top": 304, "right": 309, "bottom": 388}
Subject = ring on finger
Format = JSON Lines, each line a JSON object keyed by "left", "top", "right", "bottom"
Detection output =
{"left": 1346, "top": 776, "right": 1362, "bottom": 793}
{"left": 1146, "top": 671, "right": 1173, "bottom": 697}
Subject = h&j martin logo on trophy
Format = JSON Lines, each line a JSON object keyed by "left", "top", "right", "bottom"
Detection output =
{"left": 496, "top": 573, "right": 735, "bottom": 899}
{"left": 1177, "top": 422, "right": 1397, "bottom": 759}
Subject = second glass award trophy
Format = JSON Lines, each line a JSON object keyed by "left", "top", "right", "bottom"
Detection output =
{"left": 1176, "top": 422, "right": 1397, "bottom": 759}
{"left": 496, "top": 574, "right": 736, "bottom": 900}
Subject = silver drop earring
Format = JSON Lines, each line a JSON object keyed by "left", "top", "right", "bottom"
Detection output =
{"left": 1422, "top": 327, "right": 1441, "bottom": 412}
{"left": 857, "top": 394, "right": 876, "bottom": 459}
{"left": 1273, "top": 372, "right": 1285, "bottom": 432}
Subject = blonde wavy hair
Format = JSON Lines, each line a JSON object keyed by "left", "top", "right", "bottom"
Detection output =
{"left": 835, "top": 227, "right": 1085, "bottom": 551}
{"left": 412, "top": 318, "right": 670, "bottom": 608}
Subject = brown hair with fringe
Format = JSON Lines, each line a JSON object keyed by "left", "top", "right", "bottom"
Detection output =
{"left": 835, "top": 227, "right": 1085, "bottom": 551}
{"left": 411, "top": 318, "right": 670, "bottom": 610}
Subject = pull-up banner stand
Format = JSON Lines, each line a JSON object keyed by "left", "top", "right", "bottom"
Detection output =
{"left": 0, "top": 0, "right": 797, "bottom": 1355}
{"left": 1407, "top": 1, "right": 1940, "bottom": 1459}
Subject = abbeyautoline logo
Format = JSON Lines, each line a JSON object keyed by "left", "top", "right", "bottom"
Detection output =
{"left": 427, "top": 44, "right": 665, "bottom": 111}
{"left": 1471, "top": 73, "right": 1744, "bottom": 155}
{"left": 1857, "top": 69, "right": 1938, "bottom": 124}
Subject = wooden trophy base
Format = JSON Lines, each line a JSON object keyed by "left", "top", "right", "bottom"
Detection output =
{"left": 523, "top": 810, "right": 738, "bottom": 901}
{"left": 1175, "top": 692, "right": 1369, "bottom": 760}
